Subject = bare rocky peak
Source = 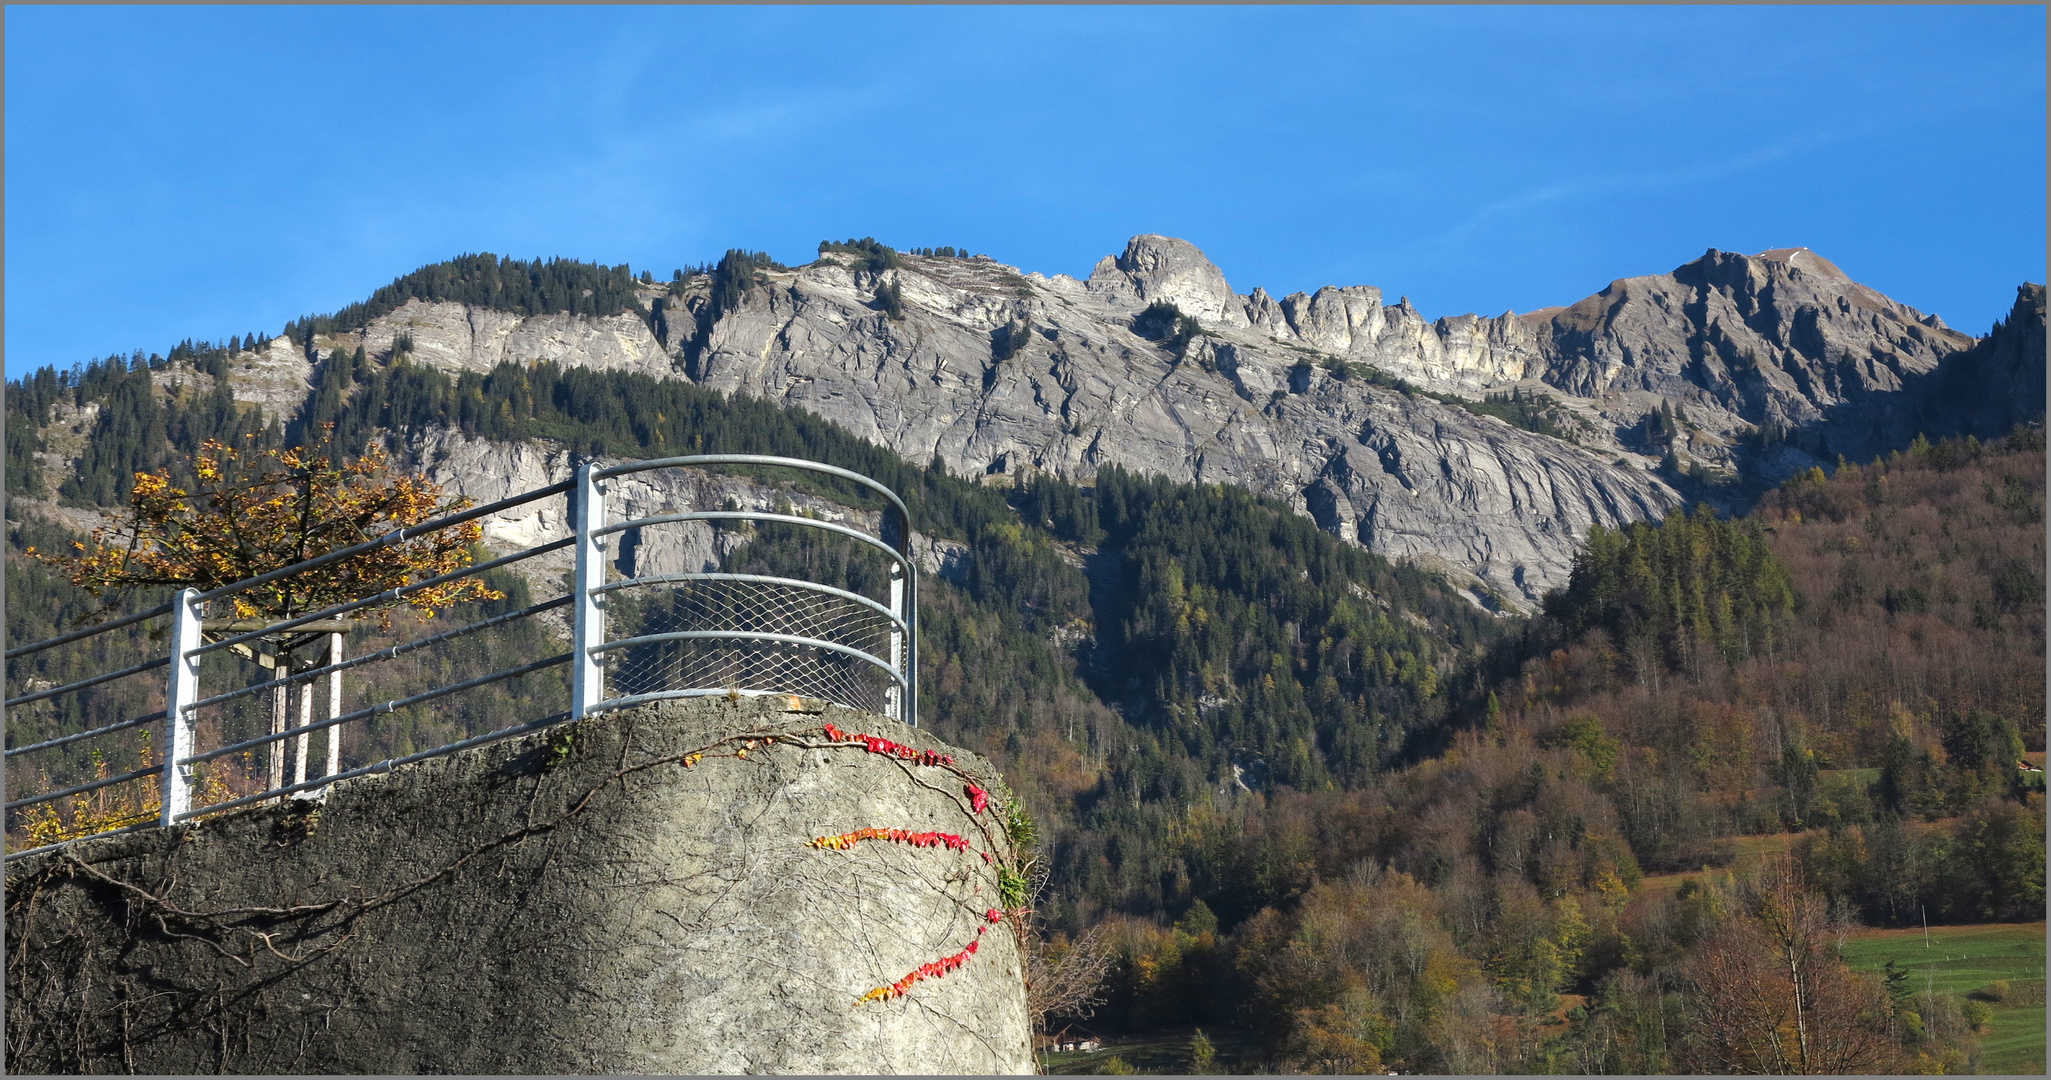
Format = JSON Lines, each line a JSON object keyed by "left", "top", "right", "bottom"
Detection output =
{"left": 1530, "top": 246, "right": 1976, "bottom": 446}
{"left": 251, "top": 235, "right": 2018, "bottom": 606}
{"left": 1087, "top": 234, "right": 1245, "bottom": 326}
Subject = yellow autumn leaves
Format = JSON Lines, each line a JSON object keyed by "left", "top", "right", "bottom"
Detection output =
{"left": 37, "top": 435, "right": 500, "bottom": 626}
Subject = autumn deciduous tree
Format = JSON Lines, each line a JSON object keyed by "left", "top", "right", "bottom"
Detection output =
{"left": 30, "top": 433, "right": 503, "bottom": 798}
{"left": 35, "top": 434, "right": 499, "bottom": 630}
{"left": 1025, "top": 923, "right": 1115, "bottom": 1037}
{"left": 1681, "top": 855, "right": 1900, "bottom": 1074}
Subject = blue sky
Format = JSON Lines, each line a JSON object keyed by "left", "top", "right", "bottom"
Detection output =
{"left": 6, "top": 5, "right": 2044, "bottom": 377}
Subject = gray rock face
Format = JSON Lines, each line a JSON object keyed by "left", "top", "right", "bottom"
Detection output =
{"left": 225, "top": 333, "right": 317, "bottom": 418}
{"left": 1812, "top": 282, "right": 2047, "bottom": 463}
{"left": 3, "top": 696, "right": 1034, "bottom": 1074}
{"left": 673, "top": 237, "right": 1679, "bottom": 604}
{"left": 1087, "top": 233, "right": 1245, "bottom": 325}
{"left": 362, "top": 297, "right": 675, "bottom": 379}
{"left": 1284, "top": 385, "right": 1673, "bottom": 601}
{"left": 1528, "top": 246, "right": 1975, "bottom": 429}
{"left": 269, "top": 235, "right": 2008, "bottom": 605}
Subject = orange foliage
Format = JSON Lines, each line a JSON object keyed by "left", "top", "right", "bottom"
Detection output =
{"left": 32, "top": 435, "right": 500, "bottom": 626}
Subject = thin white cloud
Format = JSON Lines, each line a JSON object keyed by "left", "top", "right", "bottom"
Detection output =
{"left": 1432, "top": 144, "right": 1792, "bottom": 249}
{"left": 1441, "top": 183, "right": 1584, "bottom": 244}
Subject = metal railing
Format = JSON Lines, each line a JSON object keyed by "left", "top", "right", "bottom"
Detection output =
{"left": 4, "top": 455, "right": 917, "bottom": 862}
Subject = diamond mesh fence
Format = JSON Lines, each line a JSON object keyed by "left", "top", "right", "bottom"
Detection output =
{"left": 602, "top": 575, "right": 899, "bottom": 715}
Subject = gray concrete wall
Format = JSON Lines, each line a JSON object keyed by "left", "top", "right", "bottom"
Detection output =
{"left": 3, "top": 696, "right": 1034, "bottom": 1074}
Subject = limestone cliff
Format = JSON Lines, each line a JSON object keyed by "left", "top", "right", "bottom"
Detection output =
{"left": 1523, "top": 246, "right": 1977, "bottom": 458}
{"left": 160, "top": 235, "right": 2028, "bottom": 604}
{"left": 330, "top": 240, "right": 1676, "bottom": 603}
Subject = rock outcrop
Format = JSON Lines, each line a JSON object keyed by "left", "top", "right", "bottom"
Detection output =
{"left": 177, "top": 235, "right": 2029, "bottom": 604}
{"left": 359, "top": 299, "right": 673, "bottom": 379}
{"left": 3, "top": 696, "right": 1034, "bottom": 1074}
{"left": 1810, "top": 282, "right": 2047, "bottom": 464}
{"left": 1525, "top": 246, "right": 1976, "bottom": 438}
{"left": 660, "top": 236, "right": 1682, "bottom": 603}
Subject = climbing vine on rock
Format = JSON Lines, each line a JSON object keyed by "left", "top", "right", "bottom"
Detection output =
{"left": 804, "top": 720, "right": 1026, "bottom": 1008}
{"left": 807, "top": 828, "right": 970, "bottom": 852}
{"left": 857, "top": 909, "right": 1007, "bottom": 1005}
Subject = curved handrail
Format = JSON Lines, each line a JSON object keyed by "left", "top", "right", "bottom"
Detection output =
{"left": 584, "top": 455, "right": 917, "bottom": 727}
{"left": 597, "top": 510, "right": 906, "bottom": 569}
{"left": 593, "top": 454, "right": 911, "bottom": 535}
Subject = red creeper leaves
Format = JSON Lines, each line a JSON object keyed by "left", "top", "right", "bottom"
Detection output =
{"left": 819, "top": 723, "right": 954, "bottom": 767}
{"left": 806, "top": 827, "right": 970, "bottom": 852}
{"left": 854, "top": 911, "right": 1005, "bottom": 1006}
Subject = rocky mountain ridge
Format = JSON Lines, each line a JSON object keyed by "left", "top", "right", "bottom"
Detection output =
{"left": 57, "top": 236, "right": 2038, "bottom": 606}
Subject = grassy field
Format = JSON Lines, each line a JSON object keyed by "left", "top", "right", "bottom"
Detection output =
{"left": 1634, "top": 829, "right": 1816, "bottom": 897}
{"left": 1840, "top": 921, "right": 2046, "bottom": 1076}
{"left": 1040, "top": 1027, "right": 1272, "bottom": 1075}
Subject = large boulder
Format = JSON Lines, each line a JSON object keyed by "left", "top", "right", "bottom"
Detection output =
{"left": 3, "top": 696, "right": 1033, "bottom": 1074}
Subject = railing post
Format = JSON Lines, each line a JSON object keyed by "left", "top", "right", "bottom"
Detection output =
{"left": 160, "top": 588, "right": 202, "bottom": 825}
{"left": 901, "top": 510, "right": 918, "bottom": 729}
{"left": 321, "top": 629, "right": 343, "bottom": 791}
{"left": 571, "top": 462, "right": 607, "bottom": 719}
{"left": 887, "top": 561, "right": 905, "bottom": 723}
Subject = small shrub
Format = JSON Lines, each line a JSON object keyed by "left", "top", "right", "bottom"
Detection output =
{"left": 542, "top": 724, "right": 579, "bottom": 769}
{"left": 874, "top": 277, "right": 905, "bottom": 320}
{"left": 1133, "top": 301, "right": 1200, "bottom": 356}
{"left": 999, "top": 865, "right": 1030, "bottom": 910}
{"left": 819, "top": 236, "right": 900, "bottom": 274}
{"left": 1959, "top": 996, "right": 1994, "bottom": 1033}
{"left": 708, "top": 250, "right": 783, "bottom": 318}
{"left": 992, "top": 321, "right": 1032, "bottom": 363}
{"left": 1968, "top": 980, "right": 2011, "bottom": 1003}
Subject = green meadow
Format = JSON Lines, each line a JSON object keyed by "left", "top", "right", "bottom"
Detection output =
{"left": 1840, "top": 922, "right": 2046, "bottom": 1075}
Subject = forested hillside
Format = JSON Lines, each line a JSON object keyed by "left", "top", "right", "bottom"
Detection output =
{"left": 5, "top": 259, "right": 2043, "bottom": 1072}
{"left": 1069, "top": 430, "right": 2044, "bottom": 1073}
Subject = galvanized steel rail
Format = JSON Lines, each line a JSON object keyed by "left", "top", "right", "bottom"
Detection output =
{"left": 4, "top": 455, "right": 918, "bottom": 861}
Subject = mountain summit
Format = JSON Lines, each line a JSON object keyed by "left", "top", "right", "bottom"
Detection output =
{"left": 43, "top": 237, "right": 2038, "bottom": 605}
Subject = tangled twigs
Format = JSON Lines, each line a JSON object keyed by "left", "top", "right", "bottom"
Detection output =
{"left": 48, "top": 852, "right": 349, "bottom": 969}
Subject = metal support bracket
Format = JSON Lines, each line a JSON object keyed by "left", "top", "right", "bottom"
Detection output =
{"left": 570, "top": 462, "right": 607, "bottom": 719}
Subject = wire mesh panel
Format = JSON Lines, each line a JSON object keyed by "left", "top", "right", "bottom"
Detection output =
{"left": 603, "top": 575, "right": 897, "bottom": 714}
{"left": 583, "top": 457, "right": 917, "bottom": 724}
